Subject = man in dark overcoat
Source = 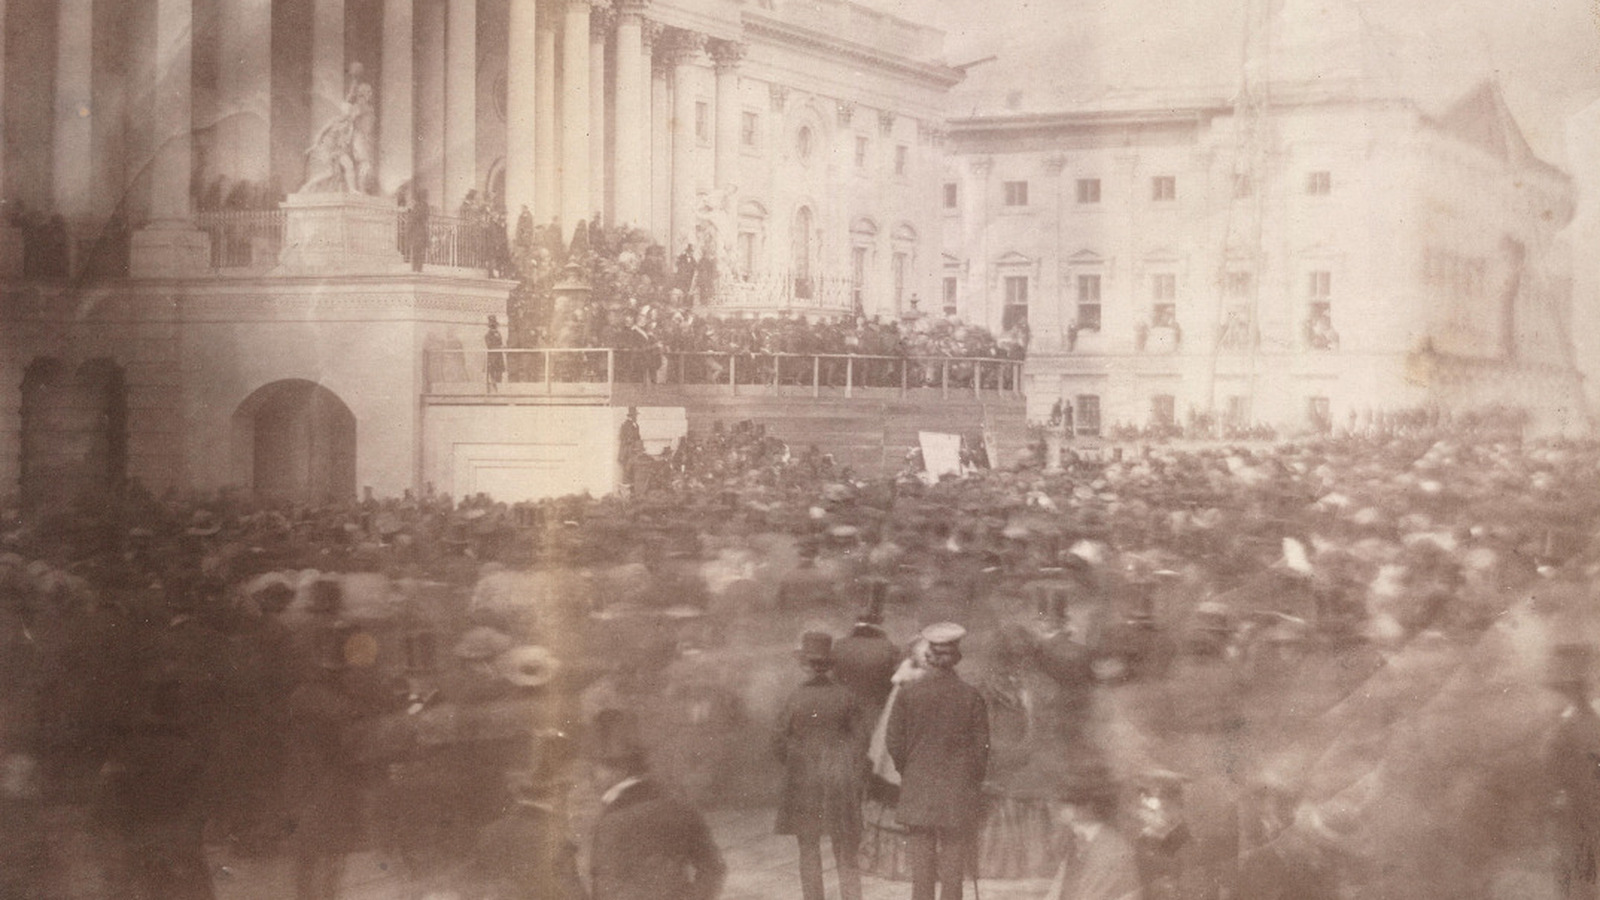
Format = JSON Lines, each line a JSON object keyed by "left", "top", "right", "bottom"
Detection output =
{"left": 832, "top": 584, "right": 900, "bottom": 714}
{"left": 589, "top": 709, "right": 726, "bottom": 900}
{"left": 1545, "top": 641, "right": 1600, "bottom": 900}
{"left": 886, "top": 622, "right": 990, "bottom": 900}
{"left": 473, "top": 761, "right": 587, "bottom": 900}
{"left": 774, "top": 631, "right": 868, "bottom": 900}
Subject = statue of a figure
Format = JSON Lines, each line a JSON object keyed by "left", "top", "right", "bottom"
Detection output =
{"left": 693, "top": 185, "right": 739, "bottom": 299}
{"left": 300, "top": 63, "right": 378, "bottom": 194}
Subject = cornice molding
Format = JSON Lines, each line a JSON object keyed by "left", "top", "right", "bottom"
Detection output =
{"left": 740, "top": 15, "right": 963, "bottom": 90}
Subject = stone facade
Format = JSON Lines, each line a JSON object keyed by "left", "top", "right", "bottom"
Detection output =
{"left": 941, "top": 82, "right": 1588, "bottom": 437}
{"left": 0, "top": 0, "right": 959, "bottom": 503}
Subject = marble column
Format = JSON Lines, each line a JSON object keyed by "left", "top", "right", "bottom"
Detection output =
{"left": 612, "top": 3, "right": 644, "bottom": 227}
{"left": 443, "top": 0, "right": 477, "bottom": 210}
{"left": 131, "top": 0, "right": 210, "bottom": 276}
{"left": 53, "top": 0, "right": 94, "bottom": 219}
{"left": 378, "top": 0, "right": 415, "bottom": 196}
{"left": 505, "top": 0, "right": 539, "bottom": 228}
{"left": 666, "top": 28, "right": 706, "bottom": 256}
{"left": 311, "top": 0, "right": 344, "bottom": 145}
{"left": 414, "top": 0, "right": 446, "bottom": 208}
{"left": 534, "top": 14, "right": 557, "bottom": 226}
{"left": 216, "top": 0, "right": 273, "bottom": 187}
{"left": 709, "top": 40, "right": 744, "bottom": 190}
{"left": 560, "top": 0, "right": 592, "bottom": 234}
{"left": 645, "top": 20, "right": 667, "bottom": 241}
{"left": 589, "top": 8, "right": 610, "bottom": 223}
{"left": 0, "top": 0, "right": 16, "bottom": 276}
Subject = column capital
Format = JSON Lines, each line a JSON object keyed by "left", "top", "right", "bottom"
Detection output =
{"left": 708, "top": 39, "right": 746, "bottom": 71}
{"left": 641, "top": 18, "right": 664, "bottom": 48}
{"left": 566, "top": 0, "right": 606, "bottom": 9}
{"left": 836, "top": 100, "right": 856, "bottom": 127}
{"left": 878, "top": 110, "right": 896, "bottom": 137}
{"left": 655, "top": 26, "right": 705, "bottom": 68}
{"left": 590, "top": 3, "right": 616, "bottom": 35}
{"left": 616, "top": 0, "right": 651, "bottom": 13}
{"left": 769, "top": 83, "right": 789, "bottom": 113}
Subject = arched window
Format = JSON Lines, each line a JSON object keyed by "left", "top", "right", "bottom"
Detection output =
{"left": 792, "top": 205, "right": 814, "bottom": 299}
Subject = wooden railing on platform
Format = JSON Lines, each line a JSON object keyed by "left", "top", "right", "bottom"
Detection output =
{"left": 427, "top": 348, "right": 1025, "bottom": 401}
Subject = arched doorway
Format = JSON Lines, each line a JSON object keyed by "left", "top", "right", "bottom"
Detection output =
{"left": 19, "top": 357, "right": 128, "bottom": 511}
{"left": 233, "top": 380, "right": 356, "bottom": 505}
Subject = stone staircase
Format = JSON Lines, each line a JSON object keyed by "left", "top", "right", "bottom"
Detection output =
{"left": 614, "top": 387, "right": 1029, "bottom": 476}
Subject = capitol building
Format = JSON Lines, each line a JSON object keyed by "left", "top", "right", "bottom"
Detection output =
{"left": 0, "top": 0, "right": 1588, "bottom": 506}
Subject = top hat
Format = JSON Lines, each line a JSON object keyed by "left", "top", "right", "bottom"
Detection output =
{"left": 499, "top": 644, "right": 561, "bottom": 688}
{"left": 921, "top": 622, "right": 967, "bottom": 646}
{"left": 487, "top": 315, "right": 499, "bottom": 327}
{"left": 797, "top": 631, "right": 833, "bottom": 664}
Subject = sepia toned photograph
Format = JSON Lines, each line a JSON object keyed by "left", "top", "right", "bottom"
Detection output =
{"left": 2, "top": 0, "right": 1600, "bottom": 897}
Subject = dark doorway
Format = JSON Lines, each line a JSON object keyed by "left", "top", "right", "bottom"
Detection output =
{"left": 19, "top": 357, "right": 128, "bottom": 511}
{"left": 234, "top": 380, "right": 356, "bottom": 505}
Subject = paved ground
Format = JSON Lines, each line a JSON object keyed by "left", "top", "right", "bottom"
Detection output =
{"left": 208, "top": 807, "right": 1056, "bottom": 900}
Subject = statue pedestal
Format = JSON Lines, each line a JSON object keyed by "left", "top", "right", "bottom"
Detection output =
{"left": 277, "top": 192, "right": 404, "bottom": 274}
{"left": 130, "top": 222, "right": 211, "bottom": 278}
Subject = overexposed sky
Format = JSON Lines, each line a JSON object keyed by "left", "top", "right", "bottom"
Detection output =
{"left": 880, "top": 0, "right": 1600, "bottom": 167}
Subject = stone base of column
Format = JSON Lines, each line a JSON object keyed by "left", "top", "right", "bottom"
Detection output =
{"left": 130, "top": 223, "right": 211, "bottom": 278}
{"left": 277, "top": 192, "right": 406, "bottom": 274}
{"left": 0, "top": 225, "right": 22, "bottom": 279}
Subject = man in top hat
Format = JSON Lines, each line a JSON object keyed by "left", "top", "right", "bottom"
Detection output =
{"left": 886, "top": 622, "right": 990, "bottom": 900}
{"left": 589, "top": 709, "right": 726, "bottom": 900}
{"left": 774, "top": 631, "right": 869, "bottom": 900}
{"left": 485, "top": 315, "right": 506, "bottom": 392}
{"left": 618, "top": 407, "right": 645, "bottom": 494}
{"left": 833, "top": 581, "right": 901, "bottom": 713}
{"left": 1033, "top": 585, "right": 1096, "bottom": 748}
{"left": 1044, "top": 762, "right": 1140, "bottom": 900}
{"left": 1544, "top": 640, "right": 1600, "bottom": 900}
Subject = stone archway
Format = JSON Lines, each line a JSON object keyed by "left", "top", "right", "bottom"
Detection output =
{"left": 19, "top": 357, "right": 128, "bottom": 511}
{"left": 233, "top": 380, "right": 356, "bottom": 505}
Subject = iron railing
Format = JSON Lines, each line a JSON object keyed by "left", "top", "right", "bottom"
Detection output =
{"left": 196, "top": 209, "right": 286, "bottom": 269}
{"left": 428, "top": 347, "right": 1026, "bottom": 400}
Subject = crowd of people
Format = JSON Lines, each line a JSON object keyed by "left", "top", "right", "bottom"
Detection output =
{"left": 2, "top": 409, "right": 1600, "bottom": 899}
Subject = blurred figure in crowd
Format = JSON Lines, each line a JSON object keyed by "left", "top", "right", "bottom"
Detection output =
{"left": 887, "top": 622, "right": 990, "bottom": 900}
{"left": 588, "top": 709, "right": 725, "bottom": 900}
{"left": 774, "top": 631, "right": 868, "bottom": 900}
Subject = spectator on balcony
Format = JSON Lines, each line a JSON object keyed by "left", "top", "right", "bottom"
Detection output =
{"left": 485, "top": 316, "right": 506, "bottom": 392}
{"left": 407, "top": 188, "right": 430, "bottom": 272}
{"left": 676, "top": 244, "right": 698, "bottom": 301}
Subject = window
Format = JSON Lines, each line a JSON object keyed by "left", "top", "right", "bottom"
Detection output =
{"left": 737, "top": 232, "right": 756, "bottom": 277}
{"left": 1306, "top": 171, "right": 1331, "bottom": 195}
{"left": 1148, "top": 271, "right": 1179, "bottom": 337}
{"left": 1076, "top": 274, "right": 1102, "bottom": 331}
{"left": 741, "top": 111, "right": 759, "bottom": 147}
{"left": 855, "top": 135, "right": 869, "bottom": 168}
{"left": 943, "top": 182, "right": 959, "bottom": 209}
{"left": 1308, "top": 396, "right": 1332, "bottom": 433}
{"left": 1308, "top": 270, "right": 1331, "bottom": 299}
{"left": 942, "top": 276, "right": 958, "bottom": 317}
{"left": 1003, "top": 180, "right": 1029, "bottom": 207}
{"left": 1233, "top": 173, "right": 1254, "bottom": 199}
{"left": 796, "top": 126, "right": 814, "bottom": 160}
{"left": 1151, "top": 175, "right": 1176, "bottom": 202}
{"left": 696, "top": 101, "right": 711, "bottom": 143}
{"left": 895, "top": 145, "right": 909, "bottom": 176}
{"left": 1151, "top": 273, "right": 1176, "bottom": 302}
{"left": 1151, "top": 394, "right": 1176, "bottom": 428}
{"left": 1226, "top": 271, "right": 1252, "bottom": 299}
{"left": 851, "top": 246, "right": 868, "bottom": 310}
{"left": 1076, "top": 178, "right": 1101, "bottom": 204}
{"left": 1225, "top": 395, "right": 1250, "bottom": 428}
{"left": 893, "top": 252, "right": 909, "bottom": 312}
{"left": 1075, "top": 394, "right": 1101, "bottom": 437}
{"left": 1003, "top": 276, "right": 1029, "bottom": 330}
